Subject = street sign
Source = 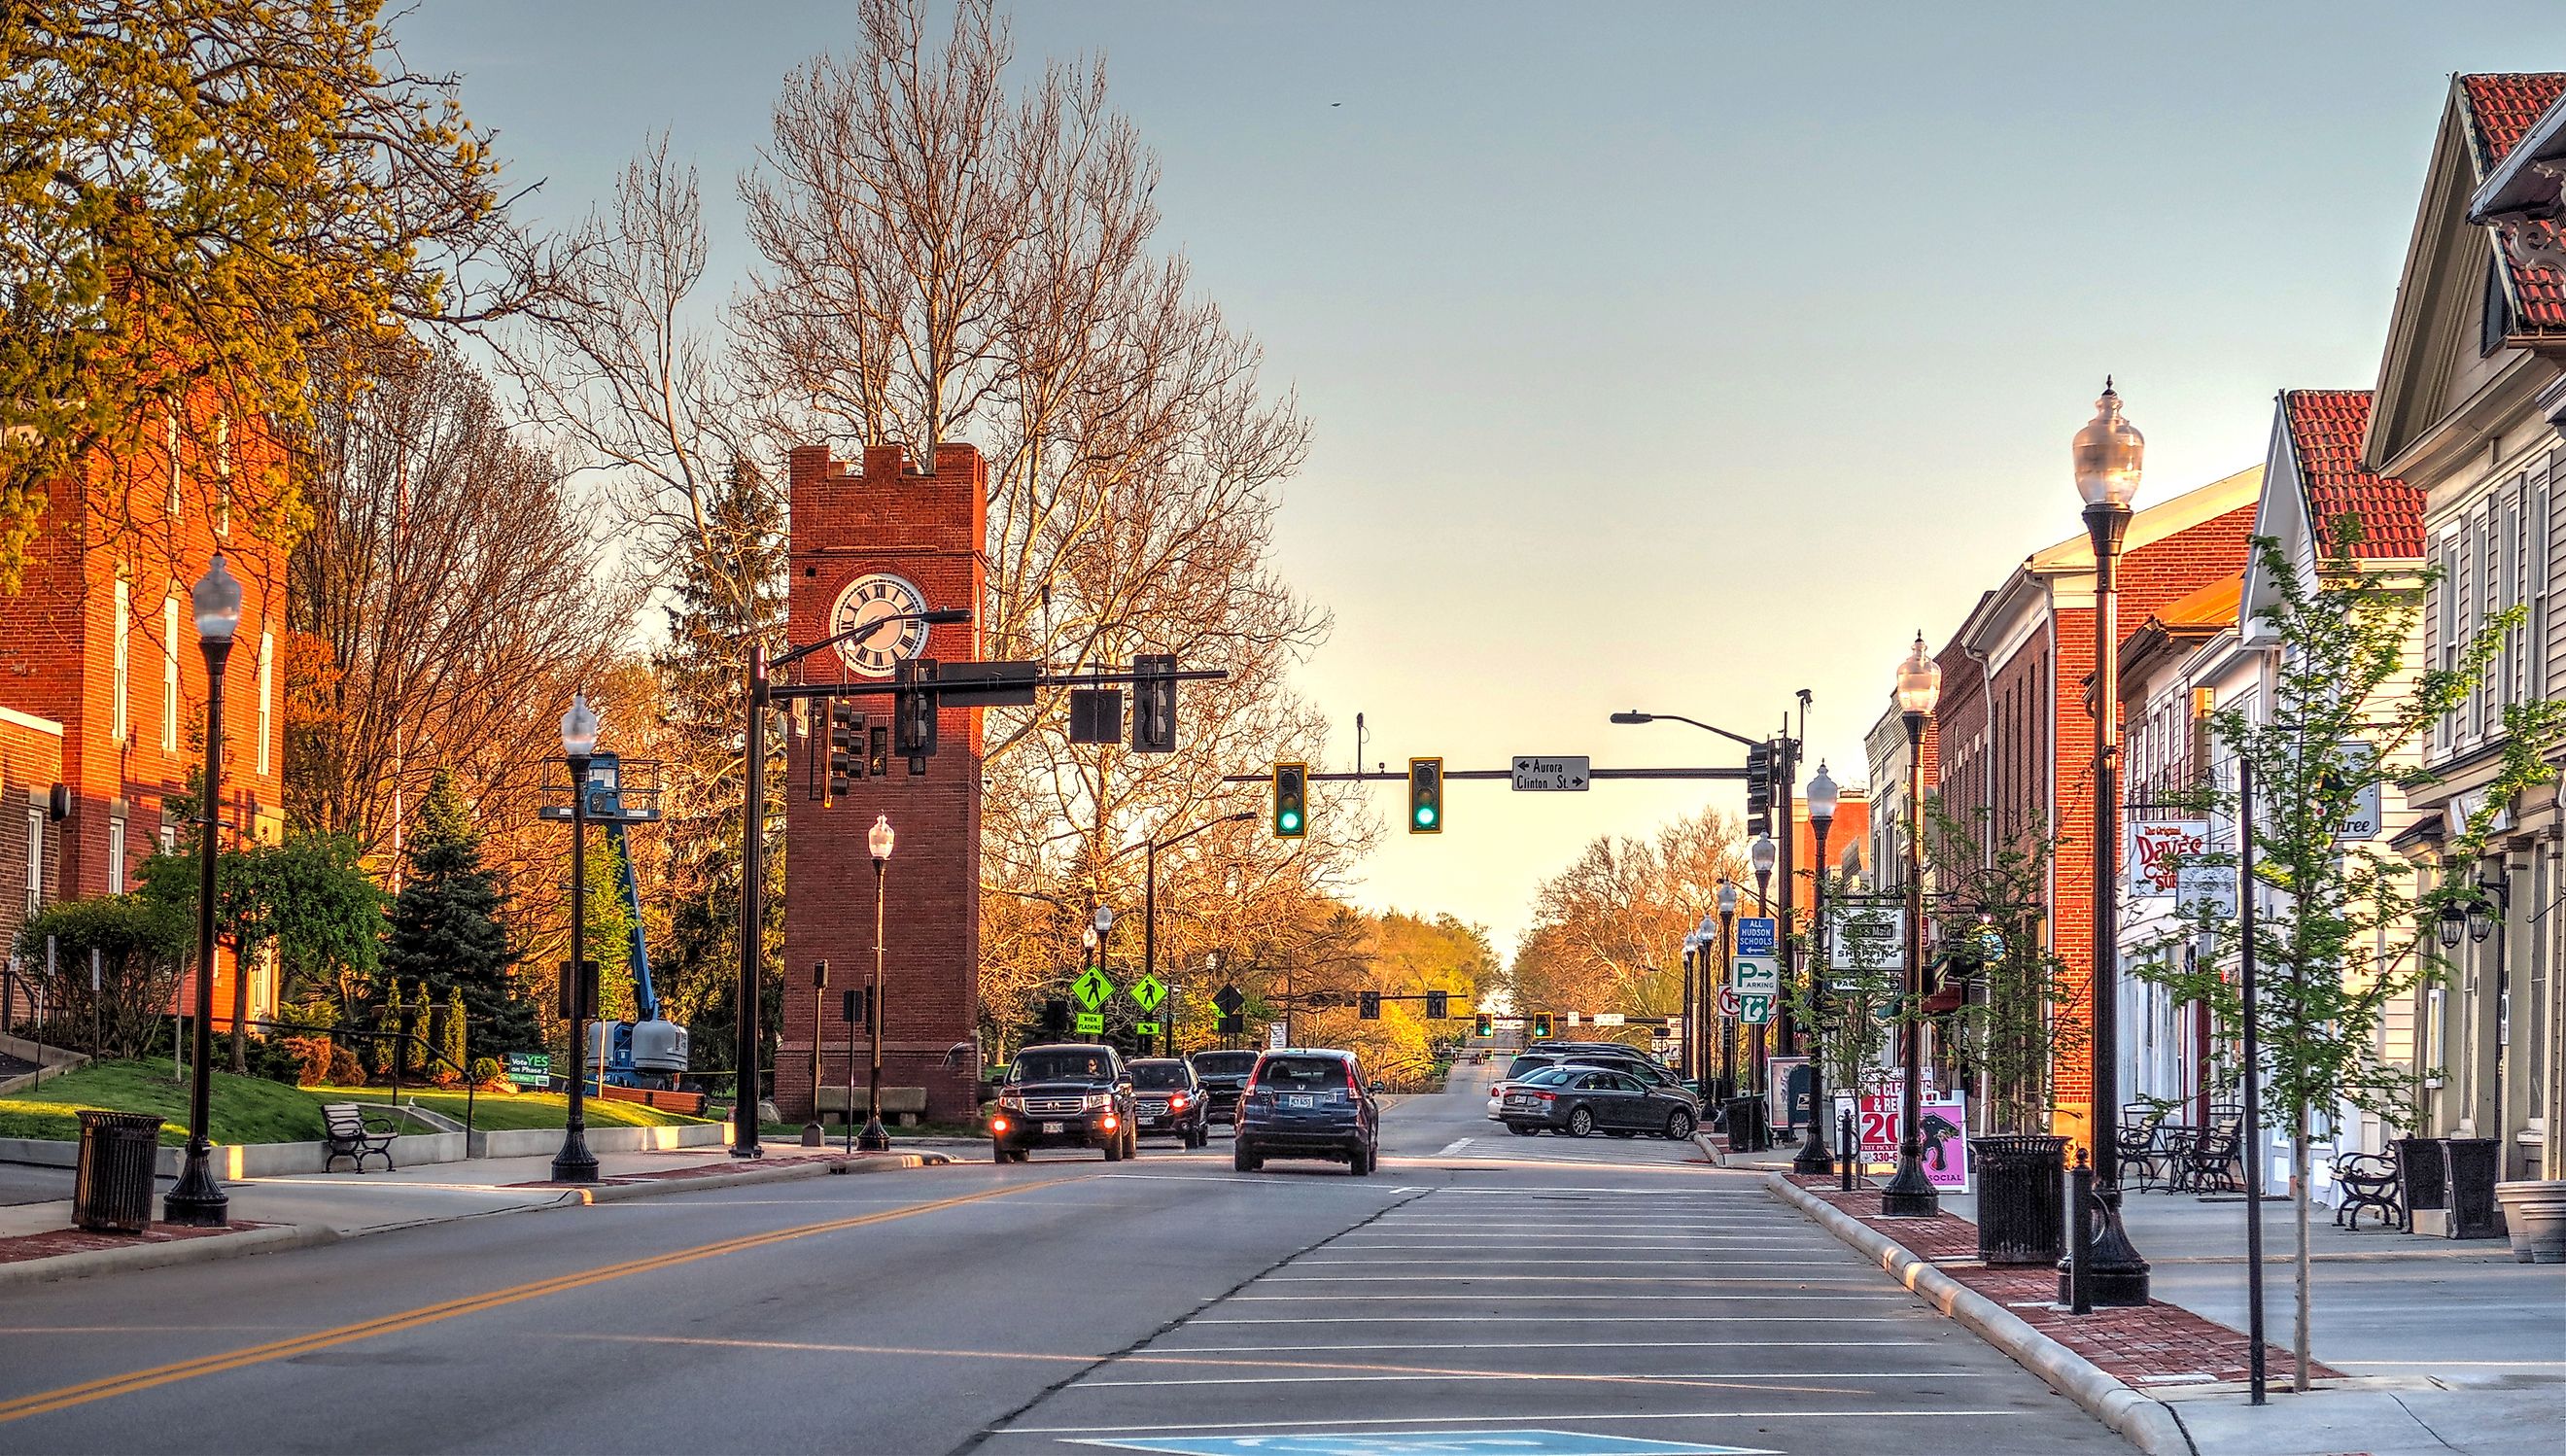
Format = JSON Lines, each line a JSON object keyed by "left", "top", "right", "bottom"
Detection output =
{"left": 1135, "top": 1021, "right": 1161, "bottom": 1037}
{"left": 1130, "top": 973, "right": 1167, "bottom": 1012}
{"left": 1731, "top": 953, "right": 1779, "bottom": 996}
{"left": 1072, "top": 967, "right": 1114, "bottom": 1011}
{"left": 1738, "top": 993, "right": 1773, "bottom": 1024}
{"left": 1715, "top": 986, "right": 1742, "bottom": 1019}
{"left": 1074, "top": 1011, "right": 1104, "bottom": 1034}
{"left": 503, "top": 1052, "right": 551, "bottom": 1088}
{"left": 1735, "top": 917, "right": 1778, "bottom": 958}
{"left": 1825, "top": 895, "right": 1903, "bottom": 977}
{"left": 1266, "top": 1022, "right": 1288, "bottom": 1049}
{"left": 2177, "top": 863, "right": 2237, "bottom": 922}
{"left": 1510, "top": 755, "right": 1591, "bottom": 791}
{"left": 1857, "top": 1089, "right": 1971, "bottom": 1191}
{"left": 1589, "top": 1012, "right": 1624, "bottom": 1026}
{"left": 1213, "top": 983, "right": 1244, "bottom": 1014}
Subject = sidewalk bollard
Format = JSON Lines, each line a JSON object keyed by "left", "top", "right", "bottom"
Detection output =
{"left": 1840, "top": 1107, "right": 1856, "bottom": 1191}
{"left": 2067, "top": 1147, "right": 2094, "bottom": 1315}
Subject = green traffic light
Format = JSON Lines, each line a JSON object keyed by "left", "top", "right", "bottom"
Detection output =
{"left": 1414, "top": 806, "right": 1436, "bottom": 828}
{"left": 1279, "top": 810, "right": 1300, "bottom": 832}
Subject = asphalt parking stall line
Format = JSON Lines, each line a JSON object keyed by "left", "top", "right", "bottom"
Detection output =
{"left": 980, "top": 1185, "right": 2126, "bottom": 1454}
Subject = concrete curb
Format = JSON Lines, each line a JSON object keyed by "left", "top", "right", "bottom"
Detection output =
{"left": 1764, "top": 1171, "right": 2196, "bottom": 1456}
{"left": 571, "top": 1151, "right": 934, "bottom": 1204}
{"left": 0, "top": 1222, "right": 340, "bottom": 1292}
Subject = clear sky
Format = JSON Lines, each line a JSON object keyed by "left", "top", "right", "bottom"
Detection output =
{"left": 399, "top": 1, "right": 2566, "bottom": 955}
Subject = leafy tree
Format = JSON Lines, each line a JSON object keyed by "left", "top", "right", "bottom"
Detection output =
{"left": 1919, "top": 800, "right": 2088, "bottom": 1136}
{"left": 11, "top": 896, "right": 191, "bottom": 1060}
{"left": 382, "top": 770, "right": 538, "bottom": 1053}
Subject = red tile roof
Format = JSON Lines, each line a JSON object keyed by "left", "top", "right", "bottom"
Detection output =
{"left": 2282, "top": 390, "right": 2423, "bottom": 560}
{"left": 2461, "top": 74, "right": 2566, "bottom": 332}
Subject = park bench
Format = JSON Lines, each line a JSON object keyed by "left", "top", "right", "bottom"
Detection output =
{"left": 320, "top": 1103, "right": 399, "bottom": 1173}
{"left": 2333, "top": 1151, "right": 2401, "bottom": 1230}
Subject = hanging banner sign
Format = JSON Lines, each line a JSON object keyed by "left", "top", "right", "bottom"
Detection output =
{"left": 2328, "top": 742, "right": 2382, "bottom": 842}
{"left": 2176, "top": 863, "right": 2237, "bottom": 924}
{"left": 2128, "top": 817, "right": 2208, "bottom": 899}
{"left": 1826, "top": 895, "right": 1904, "bottom": 976}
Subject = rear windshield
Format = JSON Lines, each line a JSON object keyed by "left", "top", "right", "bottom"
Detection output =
{"left": 1011, "top": 1050, "right": 1114, "bottom": 1084}
{"left": 1130, "top": 1062, "right": 1189, "bottom": 1089}
{"left": 1191, "top": 1052, "right": 1257, "bottom": 1076}
{"left": 1255, "top": 1056, "right": 1351, "bottom": 1089}
{"left": 1520, "top": 1066, "right": 1577, "bottom": 1086}
{"left": 1505, "top": 1055, "right": 1557, "bottom": 1080}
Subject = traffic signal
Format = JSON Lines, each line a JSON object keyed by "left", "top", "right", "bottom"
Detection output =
{"left": 813, "top": 958, "right": 829, "bottom": 988}
{"left": 1531, "top": 1011, "right": 1554, "bottom": 1039}
{"left": 557, "top": 959, "right": 598, "bottom": 1020}
{"left": 1745, "top": 742, "right": 1774, "bottom": 834}
{"left": 842, "top": 986, "right": 876, "bottom": 1032}
{"left": 1042, "top": 998, "right": 1069, "bottom": 1037}
{"left": 1425, "top": 989, "right": 1448, "bottom": 1020}
{"left": 894, "top": 659, "right": 939, "bottom": 766}
{"left": 1407, "top": 756, "right": 1442, "bottom": 834}
{"left": 1474, "top": 1012, "right": 1492, "bottom": 1036}
{"left": 827, "top": 701, "right": 862, "bottom": 797}
{"left": 1131, "top": 653, "right": 1178, "bottom": 753}
{"left": 1271, "top": 761, "right": 1307, "bottom": 838}
{"left": 1358, "top": 989, "right": 1381, "bottom": 1021}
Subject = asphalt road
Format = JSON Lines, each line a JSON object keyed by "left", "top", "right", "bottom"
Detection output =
{"left": 0, "top": 1064, "right": 2125, "bottom": 1456}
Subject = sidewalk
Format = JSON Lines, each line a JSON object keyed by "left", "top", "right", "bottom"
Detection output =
{"left": 0, "top": 1137, "right": 958, "bottom": 1288}
{"left": 1761, "top": 1153, "right": 2566, "bottom": 1455}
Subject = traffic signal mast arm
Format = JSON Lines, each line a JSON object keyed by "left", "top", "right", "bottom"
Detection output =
{"left": 1224, "top": 765, "right": 1747, "bottom": 783}
{"left": 766, "top": 662, "right": 1230, "bottom": 702}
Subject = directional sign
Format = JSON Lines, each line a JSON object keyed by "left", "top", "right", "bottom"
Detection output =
{"left": 1071, "top": 967, "right": 1114, "bottom": 1011}
{"left": 1731, "top": 953, "right": 1780, "bottom": 996}
{"left": 1129, "top": 973, "right": 1167, "bottom": 1012}
{"left": 1511, "top": 755, "right": 1591, "bottom": 791}
{"left": 1074, "top": 1011, "right": 1104, "bottom": 1034}
{"left": 1715, "top": 986, "right": 1742, "bottom": 1020}
{"left": 1135, "top": 1021, "right": 1161, "bottom": 1037}
{"left": 1213, "top": 983, "right": 1245, "bottom": 1015}
{"left": 1735, "top": 917, "right": 1779, "bottom": 958}
{"left": 1738, "top": 993, "right": 1774, "bottom": 1025}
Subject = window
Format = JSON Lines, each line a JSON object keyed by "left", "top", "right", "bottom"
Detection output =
{"left": 161, "top": 595, "right": 179, "bottom": 751}
{"left": 157, "top": 824, "right": 177, "bottom": 856}
{"left": 165, "top": 406, "right": 182, "bottom": 519}
{"left": 213, "top": 411, "right": 231, "bottom": 536}
{"left": 24, "top": 808, "right": 41, "bottom": 915}
{"left": 256, "top": 629, "right": 274, "bottom": 774}
{"left": 112, "top": 575, "right": 130, "bottom": 742}
{"left": 107, "top": 817, "right": 123, "bottom": 894}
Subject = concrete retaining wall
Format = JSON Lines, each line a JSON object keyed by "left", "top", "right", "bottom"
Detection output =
{"left": 468, "top": 1122, "right": 727, "bottom": 1160}
{"left": 0, "top": 1131, "right": 471, "bottom": 1178}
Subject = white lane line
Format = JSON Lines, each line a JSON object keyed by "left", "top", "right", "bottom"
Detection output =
{"left": 996, "top": 1407, "right": 2023, "bottom": 1437}
{"left": 1188, "top": 1315, "right": 1925, "bottom": 1326}
{"left": 1230, "top": 1294, "right": 1911, "bottom": 1302}
{"left": 1294, "top": 1254, "right": 1830, "bottom": 1263}
{"left": 1141, "top": 1339, "right": 1938, "bottom": 1353}
{"left": 1069, "top": 1370, "right": 2001, "bottom": 1389}
{"left": 1435, "top": 1137, "right": 1474, "bottom": 1156}
{"left": 1259, "top": 1275, "right": 1879, "bottom": 1284}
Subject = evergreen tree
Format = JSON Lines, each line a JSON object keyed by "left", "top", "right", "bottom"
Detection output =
{"left": 442, "top": 987, "right": 468, "bottom": 1079}
{"left": 383, "top": 770, "right": 540, "bottom": 1053}
{"left": 374, "top": 980, "right": 401, "bottom": 1078}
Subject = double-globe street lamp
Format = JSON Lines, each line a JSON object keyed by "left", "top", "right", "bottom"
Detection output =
{"left": 1748, "top": 831, "right": 1776, "bottom": 1093}
{"left": 856, "top": 814, "right": 895, "bottom": 1153}
{"left": 1791, "top": 762, "right": 1841, "bottom": 1177}
{"left": 1882, "top": 636, "right": 1941, "bottom": 1217}
{"left": 1714, "top": 884, "right": 1738, "bottom": 1100}
{"left": 553, "top": 692, "right": 604, "bottom": 1184}
{"left": 163, "top": 556, "right": 243, "bottom": 1227}
{"left": 2067, "top": 379, "right": 2153, "bottom": 1304}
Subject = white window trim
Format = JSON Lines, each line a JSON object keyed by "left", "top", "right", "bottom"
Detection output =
{"left": 214, "top": 411, "right": 231, "bottom": 537}
{"left": 107, "top": 817, "right": 124, "bottom": 895}
{"left": 165, "top": 406, "right": 182, "bottom": 519}
{"left": 256, "top": 628, "right": 273, "bottom": 775}
{"left": 111, "top": 576, "right": 130, "bottom": 743}
{"left": 161, "top": 594, "right": 180, "bottom": 751}
{"left": 24, "top": 807, "right": 42, "bottom": 916}
{"left": 157, "top": 823, "right": 177, "bottom": 856}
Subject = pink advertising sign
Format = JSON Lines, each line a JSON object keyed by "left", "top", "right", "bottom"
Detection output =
{"left": 1856, "top": 1089, "right": 1971, "bottom": 1191}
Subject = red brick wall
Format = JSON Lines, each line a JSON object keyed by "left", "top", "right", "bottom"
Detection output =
{"left": 777, "top": 442, "right": 988, "bottom": 1122}
{"left": 3, "top": 712, "right": 66, "bottom": 1028}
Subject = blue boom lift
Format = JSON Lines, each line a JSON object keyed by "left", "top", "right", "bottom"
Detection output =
{"left": 548, "top": 752, "right": 690, "bottom": 1090}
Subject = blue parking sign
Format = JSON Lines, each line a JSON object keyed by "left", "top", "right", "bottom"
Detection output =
{"left": 1734, "top": 916, "right": 1778, "bottom": 957}
{"left": 1067, "top": 1432, "right": 1774, "bottom": 1456}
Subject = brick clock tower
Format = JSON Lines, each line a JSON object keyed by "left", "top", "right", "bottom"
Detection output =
{"left": 779, "top": 441, "right": 988, "bottom": 1125}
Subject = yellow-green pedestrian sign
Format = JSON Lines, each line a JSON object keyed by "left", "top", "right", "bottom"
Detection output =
{"left": 1135, "top": 1021, "right": 1161, "bottom": 1037}
{"left": 1130, "top": 973, "right": 1167, "bottom": 1012}
{"left": 1074, "top": 1011, "right": 1104, "bottom": 1034}
{"left": 1072, "top": 967, "right": 1114, "bottom": 1011}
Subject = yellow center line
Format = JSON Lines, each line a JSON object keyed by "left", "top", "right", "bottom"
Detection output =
{"left": 0, "top": 1178, "right": 1077, "bottom": 1426}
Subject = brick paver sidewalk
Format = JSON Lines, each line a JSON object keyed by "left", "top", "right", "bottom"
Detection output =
{"left": 1788, "top": 1172, "right": 2337, "bottom": 1388}
{"left": 0, "top": 1219, "right": 267, "bottom": 1265}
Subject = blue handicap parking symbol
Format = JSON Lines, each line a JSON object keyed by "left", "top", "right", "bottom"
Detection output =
{"left": 1067, "top": 1430, "right": 1776, "bottom": 1456}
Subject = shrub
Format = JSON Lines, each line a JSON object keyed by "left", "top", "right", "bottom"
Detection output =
{"left": 245, "top": 1034, "right": 306, "bottom": 1086}
{"left": 469, "top": 1056, "right": 504, "bottom": 1090}
{"left": 327, "top": 1043, "right": 366, "bottom": 1086}
{"left": 282, "top": 1036, "right": 335, "bottom": 1087}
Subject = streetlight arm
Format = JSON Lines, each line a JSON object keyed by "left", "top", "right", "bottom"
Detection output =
{"left": 1612, "top": 711, "right": 1768, "bottom": 751}
{"left": 772, "top": 607, "right": 975, "bottom": 673}
{"left": 1107, "top": 809, "right": 1256, "bottom": 865}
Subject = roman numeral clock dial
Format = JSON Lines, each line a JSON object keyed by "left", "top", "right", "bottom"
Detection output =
{"left": 830, "top": 572, "right": 930, "bottom": 676}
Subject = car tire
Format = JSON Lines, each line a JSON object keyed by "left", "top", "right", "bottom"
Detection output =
{"left": 991, "top": 1143, "right": 1010, "bottom": 1164}
{"left": 1348, "top": 1148, "right": 1370, "bottom": 1177}
{"left": 1507, "top": 1123, "right": 1540, "bottom": 1137}
{"left": 1234, "top": 1142, "right": 1262, "bottom": 1172}
{"left": 1566, "top": 1106, "right": 1595, "bottom": 1138}
{"left": 1665, "top": 1108, "right": 1697, "bottom": 1140}
{"left": 1103, "top": 1133, "right": 1123, "bottom": 1162}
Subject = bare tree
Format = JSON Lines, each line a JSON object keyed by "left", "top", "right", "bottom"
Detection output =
{"left": 1507, "top": 807, "right": 1752, "bottom": 1019}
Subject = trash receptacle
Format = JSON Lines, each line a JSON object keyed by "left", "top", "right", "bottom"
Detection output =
{"left": 73, "top": 1110, "right": 164, "bottom": 1233}
{"left": 2441, "top": 1137, "right": 2506, "bottom": 1240}
{"left": 1971, "top": 1134, "right": 2068, "bottom": 1265}
{"left": 2394, "top": 1136, "right": 2443, "bottom": 1232}
{"left": 1723, "top": 1096, "right": 1766, "bottom": 1154}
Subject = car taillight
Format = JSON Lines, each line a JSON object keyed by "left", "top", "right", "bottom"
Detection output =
{"left": 1535, "top": 1092, "right": 1555, "bottom": 1102}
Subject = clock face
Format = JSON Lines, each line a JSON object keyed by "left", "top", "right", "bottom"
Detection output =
{"left": 831, "top": 572, "right": 931, "bottom": 676}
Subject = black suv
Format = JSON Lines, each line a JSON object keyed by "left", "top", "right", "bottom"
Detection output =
{"left": 1234, "top": 1048, "right": 1379, "bottom": 1176}
{"left": 989, "top": 1043, "right": 1137, "bottom": 1162}
{"left": 1129, "top": 1057, "right": 1212, "bottom": 1147}
{"left": 1187, "top": 1049, "right": 1260, "bottom": 1126}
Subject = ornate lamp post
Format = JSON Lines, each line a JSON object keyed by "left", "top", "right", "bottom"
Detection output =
{"left": 163, "top": 556, "right": 242, "bottom": 1227}
{"left": 1793, "top": 761, "right": 1841, "bottom": 1176}
{"left": 856, "top": 815, "right": 895, "bottom": 1152}
{"left": 1748, "top": 833, "right": 1777, "bottom": 1092}
{"left": 1680, "top": 931, "right": 1701, "bottom": 1088}
{"left": 2066, "top": 378, "right": 2152, "bottom": 1303}
{"left": 552, "top": 692, "right": 602, "bottom": 1184}
{"left": 1882, "top": 636, "right": 1941, "bottom": 1217}
{"left": 1713, "top": 886, "right": 1737, "bottom": 1100}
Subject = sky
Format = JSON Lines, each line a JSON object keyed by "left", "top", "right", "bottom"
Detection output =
{"left": 399, "top": 1, "right": 2566, "bottom": 955}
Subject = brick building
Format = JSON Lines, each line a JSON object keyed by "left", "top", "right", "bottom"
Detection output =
{"left": 0, "top": 389, "right": 289, "bottom": 1027}
{"left": 1910, "top": 466, "right": 2262, "bottom": 1145}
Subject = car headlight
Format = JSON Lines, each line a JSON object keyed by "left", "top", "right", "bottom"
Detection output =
{"left": 997, "top": 1091, "right": 1024, "bottom": 1109}
{"left": 1084, "top": 1092, "right": 1112, "bottom": 1110}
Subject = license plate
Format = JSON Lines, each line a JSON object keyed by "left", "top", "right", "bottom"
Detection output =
{"left": 1041, "top": 1122, "right": 1063, "bottom": 1134}
{"left": 1287, "top": 1094, "right": 1313, "bottom": 1109}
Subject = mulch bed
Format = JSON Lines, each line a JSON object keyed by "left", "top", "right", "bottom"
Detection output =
{"left": 0, "top": 1220, "right": 269, "bottom": 1265}
{"left": 1786, "top": 1170, "right": 2338, "bottom": 1387}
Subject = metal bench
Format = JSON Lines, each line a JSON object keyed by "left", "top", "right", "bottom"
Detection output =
{"left": 320, "top": 1102, "right": 398, "bottom": 1173}
{"left": 2333, "top": 1151, "right": 2400, "bottom": 1230}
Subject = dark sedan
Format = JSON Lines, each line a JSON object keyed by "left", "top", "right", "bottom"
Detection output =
{"left": 1129, "top": 1057, "right": 1212, "bottom": 1147}
{"left": 1187, "top": 1049, "right": 1259, "bottom": 1126}
{"left": 1500, "top": 1064, "right": 1698, "bottom": 1140}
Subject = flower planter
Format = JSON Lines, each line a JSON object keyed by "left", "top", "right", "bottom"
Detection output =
{"left": 2494, "top": 1180, "right": 2566, "bottom": 1264}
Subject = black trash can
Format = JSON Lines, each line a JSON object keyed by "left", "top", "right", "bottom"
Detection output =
{"left": 1971, "top": 1134, "right": 2068, "bottom": 1265}
{"left": 74, "top": 1110, "right": 164, "bottom": 1234}
{"left": 2441, "top": 1138, "right": 2506, "bottom": 1240}
{"left": 2394, "top": 1136, "right": 2443, "bottom": 1232}
{"left": 1723, "top": 1097, "right": 1767, "bottom": 1154}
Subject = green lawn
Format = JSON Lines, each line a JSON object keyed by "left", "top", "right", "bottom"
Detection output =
{"left": 318, "top": 1086, "right": 711, "bottom": 1131}
{"left": 0, "top": 1060, "right": 328, "bottom": 1146}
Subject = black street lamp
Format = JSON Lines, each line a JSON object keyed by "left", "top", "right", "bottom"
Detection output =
{"left": 2065, "top": 379, "right": 2151, "bottom": 1305}
{"left": 857, "top": 815, "right": 895, "bottom": 1152}
{"left": 1680, "top": 932, "right": 1702, "bottom": 1089}
{"left": 802, "top": 959, "right": 829, "bottom": 1146}
{"left": 1714, "top": 886, "right": 1738, "bottom": 1100}
{"left": 163, "top": 555, "right": 241, "bottom": 1228}
{"left": 1749, "top": 832, "right": 1776, "bottom": 1092}
{"left": 1793, "top": 761, "right": 1840, "bottom": 1176}
{"left": 553, "top": 692, "right": 602, "bottom": 1184}
{"left": 1882, "top": 636, "right": 1940, "bottom": 1218}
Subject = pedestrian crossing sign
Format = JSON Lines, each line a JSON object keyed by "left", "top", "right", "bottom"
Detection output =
{"left": 1135, "top": 1021, "right": 1161, "bottom": 1036}
{"left": 1072, "top": 967, "right": 1114, "bottom": 1010}
{"left": 1130, "top": 973, "right": 1167, "bottom": 1011}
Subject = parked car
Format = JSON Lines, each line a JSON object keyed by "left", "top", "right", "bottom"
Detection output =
{"left": 1188, "top": 1049, "right": 1260, "bottom": 1125}
{"left": 1500, "top": 1064, "right": 1698, "bottom": 1140}
{"left": 988, "top": 1043, "right": 1137, "bottom": 1162}
{"left": 1234, "top": 1048, "right": 1379, "bottom": 1176}
{"left": 1128, "top": 1057, "right": 1212, "bottom": 1147}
